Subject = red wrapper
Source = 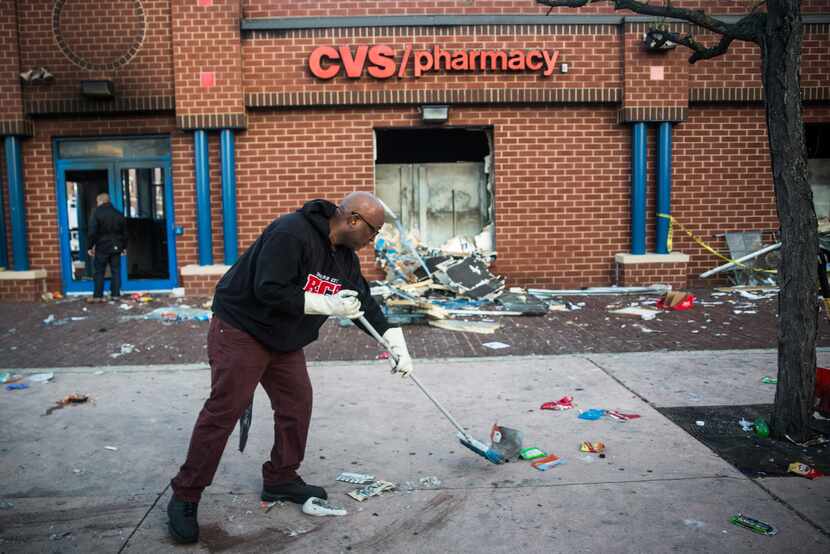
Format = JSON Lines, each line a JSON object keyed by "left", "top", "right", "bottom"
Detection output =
{"left": 540, "top": 396, "right": 575, "bottom": 411}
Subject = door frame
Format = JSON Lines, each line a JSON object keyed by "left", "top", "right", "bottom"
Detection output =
{"left": 53, "top": 136, "right": 178, "bottom": 294}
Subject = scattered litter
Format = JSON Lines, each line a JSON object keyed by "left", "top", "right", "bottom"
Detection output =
{"left": 738, "top": 418, "right": 754, "bottom": 432}
{"left": 6, "top": 383, "right": 29, "bottom": 391}
{"left": 531, "top": 453, "right": 564, "bottom": 471}
{"left": 489, "top": 424, "right": 524, "bottom": 460}
{"left": 578, "top": 409, "right": 606, "bottom": 421}
{"left": 729, "top": 514, "right": 777, "bottom": 536}
{"left": 43, "top": 314, "right": 56, "bottom": 325}
{"left": 655, "top": 291, "right": 696, "bottom": 311}
{"left": 336, "top": 472, "right": 376, "bottom": 485}
{"left": 633, "top": 324, "right": 657, "bottom": 333}
{"left": 684, "top": 519, "right": 706, "bottom": 529}
{"left": 695, "top": 420, "right": 705, "bottom": 427}
{"left": 606, "top": 410, "right": 641, "bottom": 422}
{"left": 787, "top": 462, "right": 824, "bottom": 480}
{"left": 171, "top": 287, "right": 186, "bottom": 298}
{"left": 529, "top": 285, "right": 670, "bottom": 297}
{"left": 119, "top": 303, "right": 133, "bottom": 311}
{"left": 608, "top": 306, "right": 660, "bottom": 320}
{"left": 733, "top": 310, "right": 757, "bottom": 315}
{"left": 0, "top": 500, "right": 14, "bottom": 509}
{"left": 347, "top": 480, "right": 396, "bottom": 502}
{"left": 49, "top": 531, "right": 73, "bottom": 541}
{"left": 579, "top": 441, "right": 605, "bottom": 454}
{"left": 302, "top": 497, "right": 347, "bottom": 517}
{"left": 0, "top": 372, "right": 12, "bottom": 383}
{"left": 104, "top": 446, "right": 118, "bottom": 451}
{"left": 110, "top": 344, "right": 136, "bottom": 358}
{"left": 137, "top": 307, "right": 211, "bottom": 321}
{"left": 45, "top": 393, "right": 90, "bottom": 415}
{"left": 28, "top": 372, "right": 54, "bottom": 383}
{"left": 482, "top": 341, "right": 510, "bottom": 350}
{"left": 418, "top": 476, "right": 442, "bottom": 488}
{"left": 519, "top": 447, "right": 547, "bottom": 460}
{"left": 540, "top": 396, "right": 575, "bottom": 411}
{"left": 375, "top": 351, "right": 390, "bottom": 360}
{"left": 428, "top": 320, "right": 502, "bottom": 334}
{"left": 754, "top": 418, "right": 770, "bottom": 438}
{"left": 260, "top": 500, "right": 285, "bottom": 513}
{"left": 761, "top": 377, "right": 777, "bottom": 384}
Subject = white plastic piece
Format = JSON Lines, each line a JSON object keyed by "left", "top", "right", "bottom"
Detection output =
{"left": 302, "top": 497, "right": 347, "bottom": 517}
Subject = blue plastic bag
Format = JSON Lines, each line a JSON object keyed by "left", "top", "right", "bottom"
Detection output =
{"left": 6, "top": 383, "right": 29, "bottom": 391}
{"left": 578, "top": 409, "right": 606, "bottom": 421}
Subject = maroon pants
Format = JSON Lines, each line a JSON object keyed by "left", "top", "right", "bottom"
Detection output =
{"left": 171, "top": 316, "right": 312, "bottom": 503}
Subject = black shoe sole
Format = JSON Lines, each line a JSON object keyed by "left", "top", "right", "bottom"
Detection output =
{"left": 168, "top": 521, "right": 198, "bottom": 544}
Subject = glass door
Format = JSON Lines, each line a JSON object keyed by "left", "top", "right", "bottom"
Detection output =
{"left": 54, "top": 136, "right": 177, "bottom": 294}
{"left": 115, "top": 163, "right": 176, "bottom": 290}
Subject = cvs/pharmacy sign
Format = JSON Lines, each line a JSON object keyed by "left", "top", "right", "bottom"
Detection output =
{"left": 308, "top": 45, "right": 561, "bottom": 79}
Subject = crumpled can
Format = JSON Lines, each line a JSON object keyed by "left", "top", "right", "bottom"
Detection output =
{"left": 540, "top": 396, "right": 574, "bottom": 411}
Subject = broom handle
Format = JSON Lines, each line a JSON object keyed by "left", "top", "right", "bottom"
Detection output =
{"left": 357, "top": 315, "right": 471, "bottom": 440}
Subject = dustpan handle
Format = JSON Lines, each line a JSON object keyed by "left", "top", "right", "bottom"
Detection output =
{"left": 357, "top": 315, "right": 471, "bottom": 440}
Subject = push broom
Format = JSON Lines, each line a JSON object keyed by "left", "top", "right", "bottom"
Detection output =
{"left": 357, "top": 315, "right": 505, "bottom": 465}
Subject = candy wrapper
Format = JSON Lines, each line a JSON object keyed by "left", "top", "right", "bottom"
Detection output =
{"left": 347, "top": 480, "right": 396, "bottom": 502}
{"left": 788, "top": 462, "right": 824, "bottom": 480}
{"left": 540, "top": 396, "right": 574, "bottom": 411}
{"left": 729, "top": 514, "right": 777, "bottom": 536}
{"left": 519, "top": 447, "right": 547, "bottom": 460}
{"left": 531, "top": 454, "right": 564, "bottom": 471}
{"left": 606, "top": 410, "right": 641, "bottom": 422}
{"left": 579, "top": 441, "right": 605, "bottom": 454}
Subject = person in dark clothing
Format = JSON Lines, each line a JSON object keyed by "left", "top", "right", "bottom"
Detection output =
{"left": 86, "top": 193, "right": 127, "bottom": 303}
{"left": 167, "top": 192, "right": 414, "bottom": 544}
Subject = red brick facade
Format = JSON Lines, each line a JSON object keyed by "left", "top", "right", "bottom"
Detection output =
{"left": 0, "top": 1, "right": 828, "bottom": 300}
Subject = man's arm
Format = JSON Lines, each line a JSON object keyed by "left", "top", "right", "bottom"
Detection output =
{"left": 87, "top": 209, "right": 99, "bottom": 252}
{"left": 252, "top": 231, "right": 306, "bottom": 314}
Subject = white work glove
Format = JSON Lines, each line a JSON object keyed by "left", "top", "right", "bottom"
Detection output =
{"left": 382, "top": 327, "right": 413, "bottom": 378}
{"left": 304, "top": 289, "right": 363, "bottom": 319}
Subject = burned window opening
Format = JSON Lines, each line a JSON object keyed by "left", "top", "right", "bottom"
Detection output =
{"left": 374, "top": 127, "right": 494, "bottom": 252}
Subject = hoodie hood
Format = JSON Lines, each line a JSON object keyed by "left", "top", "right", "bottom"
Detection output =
{"left": 299, "top": 199, "right": 337, "bottom": 244}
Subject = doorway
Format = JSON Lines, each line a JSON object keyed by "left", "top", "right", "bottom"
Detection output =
{"left": 54, "top": 137, "right": 177, "bottom": 294}
{"left": 374, "top": 128, "right": 494, "bottom": 249}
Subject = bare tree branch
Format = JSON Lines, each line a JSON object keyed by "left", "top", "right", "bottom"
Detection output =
{"left": 537, "top": 0, "right": 763, "bottom": 43}
{"left": 658, "top": 30, "right": 736, "bottom": 63}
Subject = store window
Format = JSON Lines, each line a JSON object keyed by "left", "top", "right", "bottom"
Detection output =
{"left": 374, "top": 128, "right": 494, "bottom": 250}
{"left": 807, "top": 123, "right": 830, "bottom": 221}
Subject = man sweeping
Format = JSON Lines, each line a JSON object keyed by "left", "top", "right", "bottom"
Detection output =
{"left": 167, "top": 192, "right": 413, "bottom": 544}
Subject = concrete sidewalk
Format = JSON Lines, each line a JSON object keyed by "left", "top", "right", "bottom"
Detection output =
{"left": 1, "top": 351, "right": 828, "bottom": 553}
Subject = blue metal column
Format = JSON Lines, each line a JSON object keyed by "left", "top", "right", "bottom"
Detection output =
{"left": 630, "top": 123, "right": 647, "bottom": 255}
{"left": 0, "top": 152, "right": 7, "bottom": 269}
{"left": 220, "top": 129, "right": 238, "bottom": 265}
{"left": 656, "top": 122, "right": 673, "bottom": 254}
{"left": 194, "top": 130, "right": 213, "bottom": 265}
{"left": 4, "top": 136, "right": 30, "bottom": 270}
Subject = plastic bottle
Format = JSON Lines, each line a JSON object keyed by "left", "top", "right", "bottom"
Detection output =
{"left": 754, "top": 417, "right": 770, "bottom": 438}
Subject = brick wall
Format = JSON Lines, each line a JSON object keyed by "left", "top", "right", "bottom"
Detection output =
{"left": 0, "top": 1, "right": 23, "bottom": 121}
{"left": 0, "top": 277, "right": 46, "bottom": 302}
{"left": 172, "top": 0, "right": 244, "bottom": 117}
{"left": 17, "top": 0, "right": 174, "bottom": 105}
{"left": 180, "top": 273, "right": 222, "bottom": 297}
{"left": 618, "top": 261, "right": 689, "bottom": 290}
{"left": 623, "top": 22, "right": 689, "bottom": 109}
{"left": 241, "top": 0, "right": 830, "bottom": 18}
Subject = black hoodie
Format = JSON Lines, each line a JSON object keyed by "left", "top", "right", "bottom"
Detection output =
{"left": 212, "top": 199, "right": 390, "bottom": 352}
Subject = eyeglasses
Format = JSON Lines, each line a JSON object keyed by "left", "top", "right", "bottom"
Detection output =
{"left": 351, "top": 211, "right": 381, "bottom": 238}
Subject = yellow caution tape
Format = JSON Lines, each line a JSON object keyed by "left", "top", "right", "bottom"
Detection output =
{"left": 656, "top": 213, "right": 777, "bottom": 274}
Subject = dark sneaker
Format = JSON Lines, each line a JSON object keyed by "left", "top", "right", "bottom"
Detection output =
{"left": 167, "top": 495, "right": 199, "bottom": 544}
{"left": 261, "top": 477, "right": 327, "bottom": 504}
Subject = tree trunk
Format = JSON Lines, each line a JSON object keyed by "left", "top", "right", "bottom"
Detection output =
{"left": 763, "top": 0, "right": 818, "bottom": 442}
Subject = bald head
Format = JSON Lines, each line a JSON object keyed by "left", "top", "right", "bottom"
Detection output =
{"left": 340, "top": 192, "right": 384, "bottom": 221}
{"left": 330, "top": 192, "right": 386, "bottom": 250}
{"left": 96, "top": 193, "right": 110, "bottom": 206}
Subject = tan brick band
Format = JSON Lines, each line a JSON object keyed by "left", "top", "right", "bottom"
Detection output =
{"left": 690, "top": 87, "right": 830, "bottom": 104}
{"left": 24, "top": 96, "right": 174, "bottom": 115}
{"left": 0, "top": 119, "right": 35, "bottom": 137}
{"left": 617, "top": 106, "right": 688, "bottom": 123}
{"left": 245, "top": 87, "right": 621, "bottom": 108}
{"left": 176, "top": 113, "right": 248, "bottom": 131}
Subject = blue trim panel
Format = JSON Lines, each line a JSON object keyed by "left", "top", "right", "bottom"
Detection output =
{"left": 5, "top": 136, "right": 30, "bottom": 270}
{"left": 194, "top": 130, "right": 213, "bottom": 266}
{"left": 0, "top": 161, "right": 7, "bottom": 268}
{"left": 220, "top": 129, "right": 238, "bottom": 265}
{"left": 631, "top": 123, "right": 647, "bottom": 255}
{"left": 656, "top": 122, "right": 672, "bottom": 254}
